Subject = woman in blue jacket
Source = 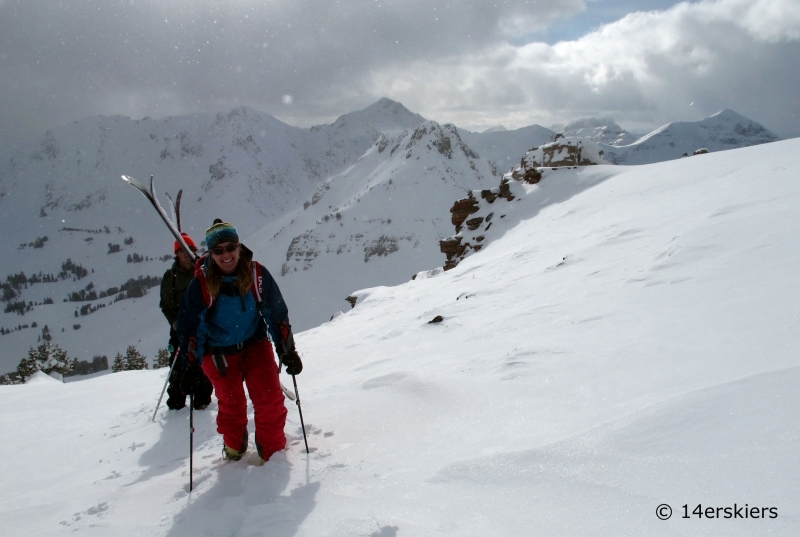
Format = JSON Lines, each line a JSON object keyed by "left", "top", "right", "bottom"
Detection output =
{"left": 177, "top": 220, "right": 302, "bottom": 463}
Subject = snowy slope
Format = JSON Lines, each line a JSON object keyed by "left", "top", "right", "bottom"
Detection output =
{"left": 603, "top": 109, "right": 780, "bottom": 164}
{"left": 2, "top": 138, "right": 799, "bottom": 536}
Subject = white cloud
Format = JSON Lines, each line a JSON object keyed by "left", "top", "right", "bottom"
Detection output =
{"left": 366, "top": 0, "right": 800, "bottom": 136}
{"left": 0, "top": 0, "right": 590, "bottom": 144}
{"left": 0, "top": 0, "right": 798, "bottom": 144}
{"left": 709, "top": 0, "right": 800, "bottom": 42}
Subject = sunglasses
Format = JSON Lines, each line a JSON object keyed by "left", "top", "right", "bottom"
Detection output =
{"left": 209, "top": 243, "right": 239, "bottom": 256}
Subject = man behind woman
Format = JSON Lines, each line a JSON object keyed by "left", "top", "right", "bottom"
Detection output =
{"left": 159, "top": 232, "right": 213, "bottom": 410}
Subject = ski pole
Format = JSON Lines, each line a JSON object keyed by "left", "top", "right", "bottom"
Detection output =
{"left": 152, "top": 349, "right": 179, "bottom": 421}
{"left": 292, "top": 375, "right": 309, "bottom": 454}
{"left": 189, "top": 394, "right": 195, "bottom": 492}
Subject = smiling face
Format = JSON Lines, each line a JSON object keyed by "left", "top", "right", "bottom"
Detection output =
{"left": 210, "top": 242, "right": 240, "bottom": 275}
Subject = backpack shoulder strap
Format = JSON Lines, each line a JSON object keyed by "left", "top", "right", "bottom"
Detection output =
{"left": 250, "top": 261, "right": 263, "bottom": 304}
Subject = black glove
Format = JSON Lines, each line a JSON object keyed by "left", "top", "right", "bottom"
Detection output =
{"left": 181, "top": 362, "right": 205, "bottom": 396}
{"left": 277, "top": 321, "right": 303, "bottom": 375}
{"left": 280, "top": 348, "right": 303, "bottom": 375}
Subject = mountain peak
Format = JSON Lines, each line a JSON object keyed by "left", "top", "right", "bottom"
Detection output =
{"left": 709, "top": 108, "right": 746, "bottom": 121}
{"left": 701, "top": 109, "right": 777, "bottom": 137}
{"left": 400, "top": 121, "right": 479, "bottom": 160}
{"left": 327, "top": 98, "right": 425, "bottom": 132}
{"left": 367, "top": 97, "right": 411, "bottom": 112}
{"left": 555, "top": 117, "right": 635, "bottom": 147}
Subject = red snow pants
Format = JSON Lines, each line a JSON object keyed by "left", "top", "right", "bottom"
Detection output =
{"left": 201, "top": 339, "right": 287, "bottom": 460}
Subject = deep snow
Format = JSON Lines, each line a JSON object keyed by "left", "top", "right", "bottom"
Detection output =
{"left": 2, "top": 138, "right": 799, "bottom": 536}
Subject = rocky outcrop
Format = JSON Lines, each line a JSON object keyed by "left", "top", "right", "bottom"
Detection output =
{"left": 450, "top": 196, "right": 480, "bottom": 233}
{"left": 680, "top": 147, "right": 711, "bottom": 158}
{"left": 440, "top": 178, "right": 518, "bottom": 270}
{"left": 439, "top": 137, "right": 609, "bottom": 271}
{"left": 510, "top": 137, "right": 608, "bottom": 172}
{"left": 497, "top": 137, "right": 608, "bottom": 193}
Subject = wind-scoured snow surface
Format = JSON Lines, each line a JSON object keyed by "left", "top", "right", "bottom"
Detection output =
{"left": 2, "top": 139, "right": 799, "bottom": 535}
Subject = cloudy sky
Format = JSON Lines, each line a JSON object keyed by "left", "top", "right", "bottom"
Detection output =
{"left": 1, "top": 0, "right": 799, "bottom": 147}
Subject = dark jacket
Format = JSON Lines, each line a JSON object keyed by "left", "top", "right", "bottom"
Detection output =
{"left": 159, "top": 260, "right": 195, "bottom": 327}
{"left": 176, "top": 246, "right": 290, "bottom": 362}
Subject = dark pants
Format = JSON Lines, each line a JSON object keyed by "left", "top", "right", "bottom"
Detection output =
{"left": 166, "top": 346, "right": 213, "bottom": 410}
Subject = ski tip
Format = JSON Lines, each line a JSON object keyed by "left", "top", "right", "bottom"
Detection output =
{"left": 121, "top": 175, "right": 130, "bottom": 182}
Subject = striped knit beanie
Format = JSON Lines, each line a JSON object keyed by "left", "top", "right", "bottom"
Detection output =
{"left": 205, "top": 219, "right": 239, "bottom": 250}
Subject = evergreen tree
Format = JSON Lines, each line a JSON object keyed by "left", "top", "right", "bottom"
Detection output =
{"left": 17, "top": 347, "right": 41, "bottom": 381}
{"left": 111, "top": 352, "right": 127, "bottom": 372}
{"left": 0, "top": 373, "right": 22, "bottom": 385}
{"left": 154, "top": 348, "right": 171, "bottom": 369}
{"left": 124, "top": 346, "right": 149, "bottom": 370}
{"left": 44, "top": 343, "right": 76, "bottom": 376}
{"left": 16, "top": 343, "right": 76, "bottom": 381}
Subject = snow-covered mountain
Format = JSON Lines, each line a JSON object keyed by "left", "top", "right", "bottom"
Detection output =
{"left": 0, "top": 99, "right": 426, "bottom": 373}
{"left": 554, "top": 116, "right": 637, "bottom": 146}
{"left": 603, "top": 109, "right": 780, "bottom": 164}
{"left": 0, "top": 98, "right": 426, "bottom": 246}
{"left": 0, "top": 104, "right": 783, "bottom": 376}
{"left": 0, "top": 112, "right": 508, "bottom": 373}
{"left": 3, "top": 137, "right": 799, "bottom": 536}
{"left": 250, "top": 121, "right": 496, "bottom": 331}
{"left": 457, "top": 124, "right": 557, "bottom": 172}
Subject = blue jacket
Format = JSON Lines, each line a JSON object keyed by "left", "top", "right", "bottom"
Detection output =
{"left": 176, "top": 246, "right": 290, "bottom": 363}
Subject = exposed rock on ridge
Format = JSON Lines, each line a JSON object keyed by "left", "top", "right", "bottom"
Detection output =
{"left": 512, "top": 137, "right": 609, "bottom": 170}
{"left": 440, "top": 137, "right": 607, "bottom": 270}
{"left": 440, "top": 177, "right": 521, "bottom": 271}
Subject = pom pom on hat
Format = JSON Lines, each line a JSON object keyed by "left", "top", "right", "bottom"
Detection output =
{"left": 174, "top": 232, "right": 197, "bottom": 253}
{"left": 205, "top": 220, "right": 239, "bottom": 250}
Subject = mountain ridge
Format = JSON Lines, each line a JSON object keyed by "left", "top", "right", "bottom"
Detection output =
{"left": 602, "top": 108, "right": 779, "bottom": 164}
{"left": 0, "top": 101, "right": 784, "bottom": 374}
